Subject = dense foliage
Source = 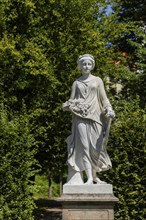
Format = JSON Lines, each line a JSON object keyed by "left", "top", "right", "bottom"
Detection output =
{"left": 111, "top": 0, "right": 146, "bottom": 107}
{"left": 0, "top": 106, "right": 37, "bottom": 220}
{"left": 0, "top": 0, "right": 145, "bottom": 219}
{"left": 101, "top": 98, "right": 146, "bottom": 220}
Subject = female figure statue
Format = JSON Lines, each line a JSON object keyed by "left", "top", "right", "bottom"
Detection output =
{"left": 62, "top": 54, "right": 115, "bottom": 185}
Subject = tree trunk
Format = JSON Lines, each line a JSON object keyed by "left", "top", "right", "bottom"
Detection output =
{"left": 48, "top": 170, "right": 53, "bottom": 197}
{"left": 59, "top": 175, "right": 62, "bottom": 196}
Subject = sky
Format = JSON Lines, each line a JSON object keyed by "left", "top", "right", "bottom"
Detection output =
{"left": 106, "top": 4, "right": 113, "bottom": 15}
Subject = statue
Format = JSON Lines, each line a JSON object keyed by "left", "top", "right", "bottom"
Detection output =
{"left": 62, "top": 54, "right": 115, "bottom": 185}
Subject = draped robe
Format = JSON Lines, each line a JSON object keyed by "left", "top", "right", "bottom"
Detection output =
{"left": 64, "top": 75, "right": 112, "bottom": 180}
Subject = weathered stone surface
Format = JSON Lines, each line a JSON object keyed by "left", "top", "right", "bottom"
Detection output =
{"left": 62, "top": 54, "right": 115, "bottom": 185}
{"left": 62, "top": 209, "right": 112, "bottom": 220}
{"left": 58, "top": 184, "right": 119, "bottom": 220}
{"left": 63, "top": 184, "right": 113, "bottom": 194}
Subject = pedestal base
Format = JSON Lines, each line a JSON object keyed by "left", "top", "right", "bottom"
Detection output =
{"left": 59, "top": 184, "right": 119, "bottom": 220}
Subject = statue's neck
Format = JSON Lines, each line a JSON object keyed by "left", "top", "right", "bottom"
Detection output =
{"left": 81, "top": 73, "right": 92, "bottom": 80}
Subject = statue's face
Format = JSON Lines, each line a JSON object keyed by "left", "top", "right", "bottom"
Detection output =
{"left": 81, "top": 59, "right": 92, "bottom": 74}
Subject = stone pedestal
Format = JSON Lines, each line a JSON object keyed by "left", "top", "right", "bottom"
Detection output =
{"left": 58, "top": 184, "right": 119, "bottom": 220}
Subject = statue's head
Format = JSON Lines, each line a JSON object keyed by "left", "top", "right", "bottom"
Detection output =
{"left": 77, "top": 54, "right": 95, "bottom": 70}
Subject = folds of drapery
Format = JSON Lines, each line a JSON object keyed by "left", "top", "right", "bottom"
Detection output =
{"left": 66, "top": 115, "right": 112, "bottom": 173}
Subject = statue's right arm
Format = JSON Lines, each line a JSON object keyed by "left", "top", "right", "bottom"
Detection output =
{"left": 70, "top": 81, "right": 77, "bottom": 99}
{"left": 62, "top": 81, "right": 76, "bottom": 111}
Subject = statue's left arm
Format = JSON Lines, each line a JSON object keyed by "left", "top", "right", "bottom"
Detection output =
{"left": 98, "top": 78, "right": 115, "bottom": 118}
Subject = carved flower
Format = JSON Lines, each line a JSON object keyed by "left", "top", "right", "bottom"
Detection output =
{"left": 65, "top": 99, "right": 90, "bottom": 117}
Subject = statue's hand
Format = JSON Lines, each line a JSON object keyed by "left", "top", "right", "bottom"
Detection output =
{"left": 105, "top": 107, "right": 115, "bottom": 118}
{"left": 62, "top": 100, "right": 74, "bottom": 111}
{"left": 62, "top": 102, "right": 70, "bottom": 111}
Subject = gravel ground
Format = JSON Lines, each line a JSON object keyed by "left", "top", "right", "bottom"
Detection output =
{"left": 34, "top": 199, "right": 62, "bottom": 220}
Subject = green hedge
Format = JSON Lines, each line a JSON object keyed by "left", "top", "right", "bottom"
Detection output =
{"left": 0, "top": 105, "right": 37, "bottom": 220}
{"left": 101, "top": 98, "right": 146, "bottom": 220}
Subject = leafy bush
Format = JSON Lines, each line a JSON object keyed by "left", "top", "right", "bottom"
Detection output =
{"left": 101, "top": 98, "right": 146, "bottom": 220}
{"left": 0, "top": 105, "right": 37, "bottom": 220}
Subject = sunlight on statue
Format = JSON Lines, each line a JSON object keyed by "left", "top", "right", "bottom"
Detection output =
{"left": 62, "top": 54, "right": 115, "bottom": 185}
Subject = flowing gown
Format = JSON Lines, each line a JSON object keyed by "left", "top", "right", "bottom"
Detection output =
{"left": 64, "top": 75, "right": 112, "bottom": 175}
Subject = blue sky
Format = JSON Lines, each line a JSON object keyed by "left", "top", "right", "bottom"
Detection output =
{"left": 106, "top": 4, "right": 113, "bottom": 15}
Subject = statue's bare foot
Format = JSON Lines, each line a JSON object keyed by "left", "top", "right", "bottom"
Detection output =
{"left": 93, "top": 177, "right": 106, "bottom": 184}
{"left": 84, "top": 178, "right": 93, "bottom": 185}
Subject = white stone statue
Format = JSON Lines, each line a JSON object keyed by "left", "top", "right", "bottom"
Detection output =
{"left": 62, "top": 54, "right": 115, "bottom": 185}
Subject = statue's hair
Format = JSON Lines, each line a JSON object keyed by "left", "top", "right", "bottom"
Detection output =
{"left": 77, "top": 54, "right": 95, "bottom": 69}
